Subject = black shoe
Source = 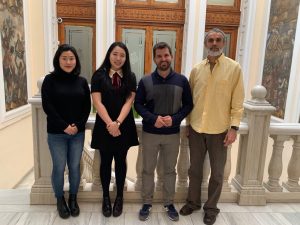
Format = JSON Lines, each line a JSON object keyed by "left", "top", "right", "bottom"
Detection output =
{"left": 57, "top": 196, "right": 70, "bottom": 219}
{"left": 102, "top": 197, "right": 112, "bottom": 217}
{"left": 113, "top": 196, "right": 123, "bottom": 217}
{"left": 68, "top": 194, "right": 80, "bottom": 217}
{"left": 203, "top": 213, "right": 217, "bottom": 225}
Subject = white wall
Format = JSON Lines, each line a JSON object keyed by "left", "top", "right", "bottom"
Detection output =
{"left": 0, "top": 0, "right": 45, "bottom": 188}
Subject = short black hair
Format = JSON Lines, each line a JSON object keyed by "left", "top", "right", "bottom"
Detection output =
{"left": 52, "top": 44, "right": 81, "bottom": 76}
{"left": 153, "top": 42, "right": 172, "bottom": 58}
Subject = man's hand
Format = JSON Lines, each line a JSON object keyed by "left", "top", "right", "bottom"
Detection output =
{"left": 223, "top": 129, "right": 237, "bottom": 147}
{"left": 161, "top": 116, "right": 172, "bottom": 127}
{"left": 154, "top": 116, "right": 167, "bottom": 128}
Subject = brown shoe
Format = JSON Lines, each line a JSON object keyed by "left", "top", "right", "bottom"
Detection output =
{"left": 179, "top": 204, "right": 200, "bottom": 216}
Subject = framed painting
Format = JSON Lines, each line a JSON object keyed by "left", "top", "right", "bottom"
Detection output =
{"left": 262, "top": 0, "right": 300, "bottom": 119}
{"left": 0, "top": 0, "right": 30, "bottom": 126}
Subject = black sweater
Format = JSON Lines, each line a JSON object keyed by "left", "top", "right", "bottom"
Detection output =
{"left": 41, "top": 72, "right": 91, "bottom": 134}
{"left": 134, "top": 70, "right": 193, "bottom": 134}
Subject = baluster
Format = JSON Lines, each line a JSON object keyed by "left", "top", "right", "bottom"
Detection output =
{"left": 176, "top": 126, "right": 190, "bottom": 192}
{"left": 283, "top": 136, "right": 300, "bottom": 192}
{"left": 135, "top": 124, "right": 143, "bottom": 191}
{"left": 222, "top": 144, "right": 232, "bottom": 192}
{"left": 264, "top": 135, "right": 289, "bottom": 192}
{"left": 79, "top": 157, "right": 86, "bottom": 190}
{"left": 92, "top": 150, "right": 102, "bottom": 191}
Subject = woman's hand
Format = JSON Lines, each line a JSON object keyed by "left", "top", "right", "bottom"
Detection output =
{"left": 107, "top": 122, "right": 121, "bottom": 137}
{"left": 64, "top": 124, "right": 78, "bottom": 135}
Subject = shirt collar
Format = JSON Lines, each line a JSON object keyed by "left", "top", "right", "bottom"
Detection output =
{"left": 109, "top": 69, "right": 123, "bottom": 78}
{"left": 204, "top": 53, "right": 225, "bottom": 65}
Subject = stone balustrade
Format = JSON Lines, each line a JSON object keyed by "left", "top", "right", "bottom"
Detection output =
{"left": 29, "top": 82, "right": 300, "bottom": 205}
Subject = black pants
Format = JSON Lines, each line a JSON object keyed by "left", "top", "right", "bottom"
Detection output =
{"left": 99, "top": 147, "right": 129, "bottom": 198}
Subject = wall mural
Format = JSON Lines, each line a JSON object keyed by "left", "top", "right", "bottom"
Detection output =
{"left": 0, "top": 0, "right": 27, "bottom": 112}
{"left": 262, "top": 0, "right": 299, "bottom": 119}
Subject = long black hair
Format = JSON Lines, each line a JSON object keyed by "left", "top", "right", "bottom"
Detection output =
{"left": 94, "top": 41, "right": 134, "bottom": 99}
{"left": 52, "top": 44, "right": 81, "bottom": 76}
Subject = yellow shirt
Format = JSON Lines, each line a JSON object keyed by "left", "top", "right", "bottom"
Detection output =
{"left": 187, "top": 54, "right": 245, "bottom": 134}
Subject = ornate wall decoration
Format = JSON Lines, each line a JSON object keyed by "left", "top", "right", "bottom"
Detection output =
{"left": 116, "top": 7, "right": 185, "bottom": 25}
{"left": 0, "top": 0, "right": 28, "bottom": 112}
{"left": 206, "top": 11, "right": 240, "bottom": 26}
{"left": 262, "top": 0, "right": 300, "bottom": 119}
{"left": 57, "top": 4, "right": 96, "bottom": 19}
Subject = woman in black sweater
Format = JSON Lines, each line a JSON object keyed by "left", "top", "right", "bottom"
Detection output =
{"left": 91, "top": 42, "right": 138, "bottom": 217}
{"left": 41, "top": 44, "right": 91, "bottom": 219}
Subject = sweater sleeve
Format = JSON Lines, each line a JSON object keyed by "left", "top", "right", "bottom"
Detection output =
{"left": 41, "top": 75, "right": 68, "bottom": 131}
{"left": 74, "top": 78, "right": 91, "bottom": 130}
{"left": 134, "top": 79, "right": 157, "bottom": 125}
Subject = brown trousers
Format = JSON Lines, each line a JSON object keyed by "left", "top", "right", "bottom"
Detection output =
{"left": 187, "top": 127, "right": 227, "bottom": 215}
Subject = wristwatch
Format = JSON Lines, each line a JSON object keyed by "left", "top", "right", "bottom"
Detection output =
{"left": 231, "top": 126, "right": 239, "bottom": 131}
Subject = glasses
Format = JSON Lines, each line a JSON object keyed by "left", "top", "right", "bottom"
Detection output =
{"left": 207, "top": 38, "right": 223, "bottom": 43}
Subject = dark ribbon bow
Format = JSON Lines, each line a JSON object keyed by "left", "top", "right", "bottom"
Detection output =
{"left": 112, "top": 72, "right": 121, "bottom": 89}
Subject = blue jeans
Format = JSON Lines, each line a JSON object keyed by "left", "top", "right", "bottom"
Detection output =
{"left": 47, "top": 132, "right": 84, "bottom": 198}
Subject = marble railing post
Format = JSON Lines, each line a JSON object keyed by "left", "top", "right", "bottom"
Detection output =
{"left": 282, "top": 135, "right": 300, "bottom": 191}
{"left": 29, "top": 77, "right": 55, "bottom": 204}
{"left": 232, "top": 85, "right": 275, "bottom": 205}
{"left": 264, "top": 135, "right": 289, "bottom": 192}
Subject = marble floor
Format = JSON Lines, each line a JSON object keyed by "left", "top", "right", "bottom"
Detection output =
{"left": 0, "top": 188, "right": 300, "bottom": 225}
{"left": 1, "top": 172, "right": 299, "bottom": 225}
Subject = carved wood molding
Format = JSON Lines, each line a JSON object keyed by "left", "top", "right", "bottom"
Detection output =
{"left": 206, "top": 11, "right": 240, "bottom": 27}
{"left": 57, "top": 0, "right": 95, "bottom": 4}
{"left": 116, "top": 7, "right": 185, "bottom": 25}
{"left": 57, "top": 4, "right": 96, "bottom": 19}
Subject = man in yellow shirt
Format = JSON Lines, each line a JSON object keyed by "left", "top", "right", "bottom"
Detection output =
{"left": 179, "top": 28, "right": 245, "bottom": 225}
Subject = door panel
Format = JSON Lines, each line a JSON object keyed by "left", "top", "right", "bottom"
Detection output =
{"left": 152, "top": 30, "right": 176, "bottom": 71}
{"left": 122, "top": 29, "right": 146, "bottom": 82}
{"left": 65, "top": 26, "right": 93, "bottom": 83}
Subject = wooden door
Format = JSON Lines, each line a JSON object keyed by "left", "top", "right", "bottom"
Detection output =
{"left": 117, "top": 25, "right": 183, "bottom": 78}
{"left": 116, "top": 0, "right": 185, "bottom": 80}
